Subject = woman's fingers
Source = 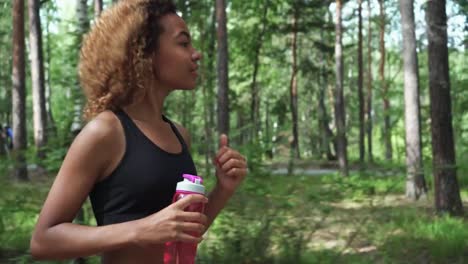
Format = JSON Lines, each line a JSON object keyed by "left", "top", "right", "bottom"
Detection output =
{"left": 176, "top": 211, "right": 208, "bottom": 225}
{"left": 174, "top": 232, "right": 204, "bottom": 243}
{"left": 227, "top": 168, "right": 248, "bottom": 178}
{"left": 179, "top": 222, "right": 206, "bottom": 234}
{"left": 171, "top": 194, "right": 208, "bottom": 210}
{"left": 221, "top": 158, "right": 247, "bottom": 172}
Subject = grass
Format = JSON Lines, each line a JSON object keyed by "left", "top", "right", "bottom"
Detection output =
{"left": 0, "top": 161, "right": 467, "bottom": 263}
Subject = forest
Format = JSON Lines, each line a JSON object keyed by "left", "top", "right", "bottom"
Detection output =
{"left": 0, "top": 0, "right": 467, "bottom": 263}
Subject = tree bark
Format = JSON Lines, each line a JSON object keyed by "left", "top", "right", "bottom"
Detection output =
{"left": 400, "top": 0, "right": 427, "bottom": 200}
{"left": 216, "top": 0, "right": 230, "bottom": 137}
{"left": 250, "top": 0, "right": 269, "bottom": 140}
{"left": 318, "top": 25, "right": 336, "bottom": 160}
{"left": 94, "top": 0, "right": 103, "bottom": 18}
{"left": 29, "top": 0, "right": 48, "bottom": 158}
{"left": 426, "top": 0, "right": 463, "bottom": 216}
{"left": 71, "top": 0, "right": 88, "bottom": 134}
{"left": 358, "top": 0, "right": 365, "bottom": 163}
{"left": 12, "top": 0, "right": 28, "bottom": 181}
{"left": 366, "top": 0, "right": 374, "bottom": 163}
{"left": 289, "top": 4, "right": 300, "bottom": 160}
{"left": 44, "top": 0, "right": 56, "bottom": 137}
{"left": 334, "top": 0, "right": 348, "bottom": 176}
{"left": 378, "top": 0, "right": 392, "bottom": 161}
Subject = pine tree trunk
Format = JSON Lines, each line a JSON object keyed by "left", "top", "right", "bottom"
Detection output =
{"left": 400, "top": 0, "right": 427, "bottom": 200}
{"left": 366, "top": 0, "right": 374, "bottom": 163}
{"left": 216, "top": 0, "right": 230, "bottom": 137}
{"left": 318, "top": 25, "right": 336, "bottom": 161}
{"left": 250, "top": 0, "right": 269, "bottom": 141}
{"left": 358, "top": 0, "right": 365, "bottom": 163}
{"left": 12, "top": 0, "right": 28, "bottom": 181}
{"left": 378, "top": 0, "right": 392, "bottom": 161}
{"left": 28, "top": 0, "right": 48, "bottom": 158}
{"left": 289, "top": 5, "right": 300, "bottom": 160}
{"left": 71, "top": 0, "right": 88, "bottom": 134}
{"left": 334, "top": 0, "right": 348, "bottom": 176}
{"left": 94, "top": 0, "right": 103, "bottom": 18}
{"left": 426, "top": 0, "right": 463, "bottom": 216}
{"left": 45, "top": 1, "right": 56, "bottom": 137}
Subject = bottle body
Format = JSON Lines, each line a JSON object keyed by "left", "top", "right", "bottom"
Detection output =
{"left": 164, "top": 174, "right": 205, "bottom": 264}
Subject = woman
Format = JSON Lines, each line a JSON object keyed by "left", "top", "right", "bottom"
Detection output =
{"left": 30, "top": 0, "right": 247, "bottom": 263}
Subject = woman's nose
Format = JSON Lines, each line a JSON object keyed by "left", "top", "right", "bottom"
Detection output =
{"left": 192, "top": 50, "right": 202, "bottom": 61}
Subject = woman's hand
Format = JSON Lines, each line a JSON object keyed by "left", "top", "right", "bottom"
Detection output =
{"left": 213, "top": 134, "right": 248, "bottom": 194}
{"left": 134, "top": 194, "right": 208, "bottom": 247}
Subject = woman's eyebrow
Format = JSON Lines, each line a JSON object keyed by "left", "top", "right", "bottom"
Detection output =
{"left": 176, "top": 31, "right": 191, "bottom": 40}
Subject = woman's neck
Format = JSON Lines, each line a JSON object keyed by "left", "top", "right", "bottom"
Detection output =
{"left": 124, "top": 85, "right": 169, "bottom": 123}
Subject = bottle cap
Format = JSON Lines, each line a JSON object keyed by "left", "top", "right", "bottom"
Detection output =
{"left": 176, "top": 174, "right": 205, "bottom": 195}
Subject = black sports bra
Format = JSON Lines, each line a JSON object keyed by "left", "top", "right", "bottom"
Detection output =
{"left": 89, "top": 109, "right": 197, "bottom": 225}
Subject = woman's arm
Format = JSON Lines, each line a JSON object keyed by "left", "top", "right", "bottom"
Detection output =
{"left": 30, "top": 113, "right": 208, "bottom": 260}
{"left": 30, "top": 112, "right": 134, "bottom": 259}
{"left": 175, "top": 123, "right": 247, "bottom": 229}
{"left": 204, "top": 134, "right": 247, "bottom": 227}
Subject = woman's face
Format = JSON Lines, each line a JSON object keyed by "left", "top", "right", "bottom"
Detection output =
{"left": 152, "top": 14, "right": 201, "bottom": 91}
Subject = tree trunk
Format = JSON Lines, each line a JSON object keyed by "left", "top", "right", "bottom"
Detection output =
{"left": 426, "top": 0, "right": 463, "bottom": 216}
{"left": 357, "top": 0, "right": 365, "bottom": 163}
{"left": 378, "top": 0, "right": 392, "bottom": 161}
{"left": 45, "top": 1, "right": 56, "bottom": 137}
{"left": 216, "top": 0, "right": 230, "bottom": 137}
{"left": 289, "top": 5, "right": 300, "bottom": 160}
{"left": 334, "top": 0, "right": 348, "bottom": 176}
{"left": 28, "top": 0, "right": 48, "bottom": 158}
{"left": 400, "top": 0, "right": 427, "bottom": 200}
{"left": 71, "top": 0, "right": 88, "bottom": 134}
{"left": 12, "top": 0, "right": 28, "bottom": 181}
{"left": 250, "top": 0, "right": 269, "bottom": 141}
{"left": 366, "top": 0, "right": 374, "bottom": 163}
{"left": 265, "top": 99, "right": 273, "bottom": 159}
{"left": 199, "top": 8, "right": 214, "bottom": 177}
{"left": 94, "top": 0, "right": 103, "bottom": 18}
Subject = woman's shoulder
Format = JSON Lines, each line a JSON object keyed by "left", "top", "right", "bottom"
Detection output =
{"left": 74, "top": 111, "right": 123, "bottom": 150}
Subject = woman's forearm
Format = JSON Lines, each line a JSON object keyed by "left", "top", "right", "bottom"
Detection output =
{"left": 204, "top": 185, "right": 234, "bottom": 229}
{"left": 30, "top": 221, "right": 137, "bottom": 260}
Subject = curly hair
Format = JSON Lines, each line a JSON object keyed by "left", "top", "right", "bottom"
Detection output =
{"left": 79, "top": 0, "right": 177, "bottom": 120}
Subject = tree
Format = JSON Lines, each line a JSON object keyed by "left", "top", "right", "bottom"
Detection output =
{"left": 357, "top": 0, "right": 365, "bottom": 163}
{"left": 250, "top": 0, "right": 269, "bottom": 140}
{"left": 70, "top": 0, "right": 89, "bottom": 134}
{"left": 426, "top": 0, "right": 463, "bottom": 216}
{"left": 289, "top": 3, "right": 300, "bottom": 159}
{"left": 28, "top": 0, "right": 48, "bottom": 157}
{"left": 378, "top": 0, "right": 392, "bottom": 161}
{"left": 94, "top": 0, "right": 103, "bottom": 18}
{"left": 12, "top": 0, "right": 28, "bottom": 181}
{"left": 216, "top": 0, "right": 230, "bottom": 136}
{"left": 334, "top": 0, "right": 348, "bottom": 176}
{"left": 399, "top": 0, "right": 427, "bottom": 200}
{"left": 366, "top": 0, "right": 374, "bottom": 163}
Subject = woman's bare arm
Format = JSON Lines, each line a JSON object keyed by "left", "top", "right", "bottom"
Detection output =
{"left": 29, "top": 112, "right": 136, "bottom": 260}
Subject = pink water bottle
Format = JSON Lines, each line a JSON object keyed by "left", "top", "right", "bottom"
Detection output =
{"left": 164, "top": 174, "right": 206, "bottom": 264}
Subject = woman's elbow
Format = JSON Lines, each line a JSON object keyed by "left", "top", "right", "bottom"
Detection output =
{"left": 29, "top": 232, "right": 59, "bottom": 260}
{"left": 29, "top": 234, "right": 46, "bottom": 260}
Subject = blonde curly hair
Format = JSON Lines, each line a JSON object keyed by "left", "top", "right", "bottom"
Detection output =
{"left": 79, "top": 0, "right": 177, "bottom": 120}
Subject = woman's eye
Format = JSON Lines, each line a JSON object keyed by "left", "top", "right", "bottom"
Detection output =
{"left": 181, "top": 42, "right": 189, "bottom": 47}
